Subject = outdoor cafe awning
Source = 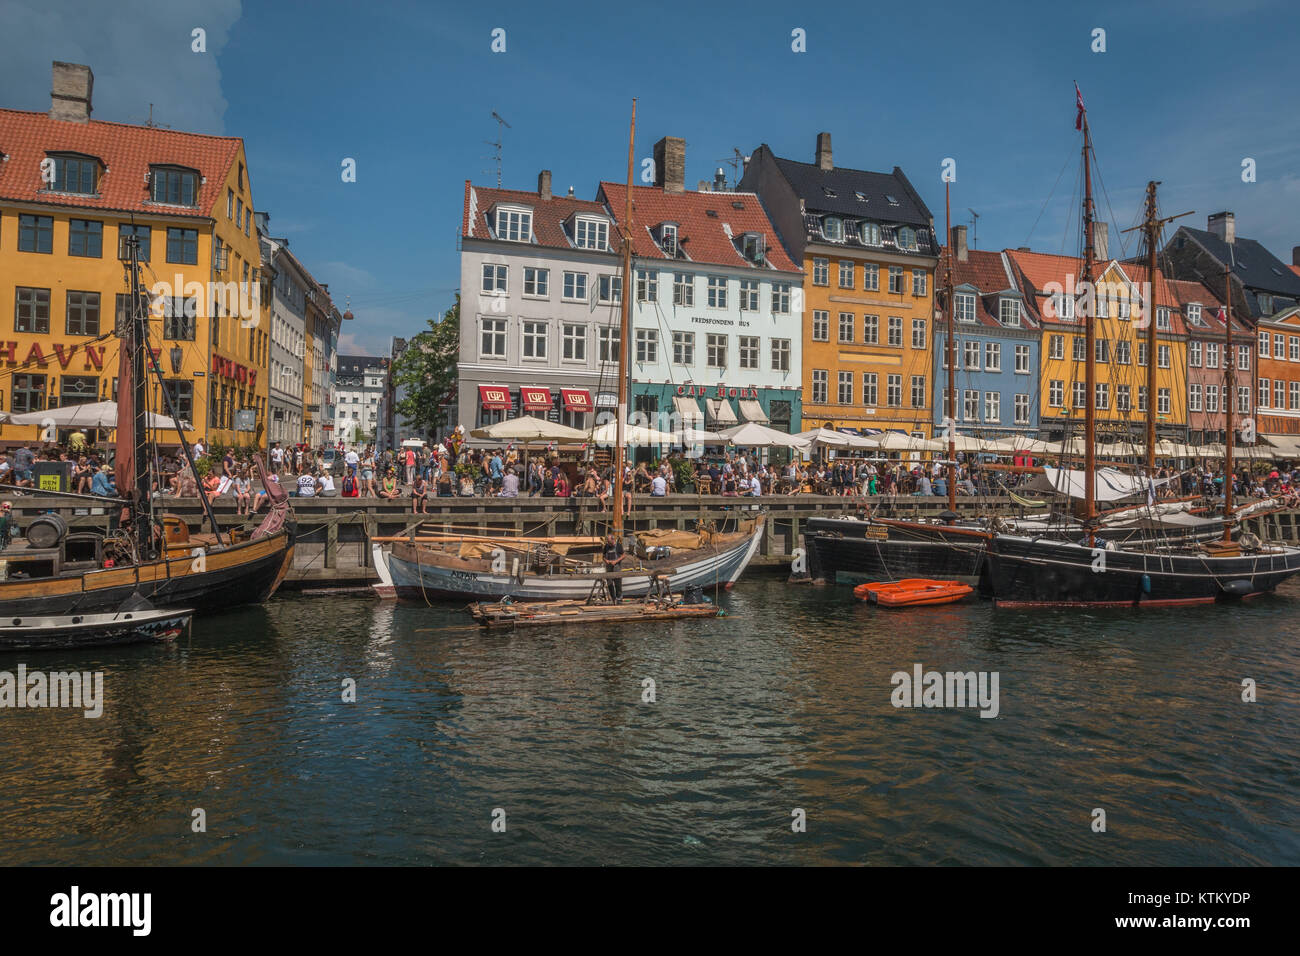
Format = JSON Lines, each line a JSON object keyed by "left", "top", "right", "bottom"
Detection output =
{"left": 561, "top": 388, "right": 593, "bottom": 413}
{"left": 674, "top": 395, "right": 703, "bottom": 422}
{"left": 705, "top": 398, "right": 738, "bottom": 425}
{"left": 520, "top": 386, "right": 553, "bottom": 412}
{"left": 478, "top": 385, "right": 511, "bottom": 410}
{"left": 738, "top": 398, "right": 769, "bottom": 424}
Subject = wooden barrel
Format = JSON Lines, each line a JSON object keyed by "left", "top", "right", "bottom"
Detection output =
{"left": 26, "top": 513, "right": 68, "bottom": 550}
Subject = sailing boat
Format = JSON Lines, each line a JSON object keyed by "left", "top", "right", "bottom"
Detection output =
{"left": 0, "top": 235, "right": 295, "bottom": 616}
{"left": 982, "top": 92, "right": 1300, "bottom": 606}
{"left": 380, "top": 100, "right": 764, "bottom": 603}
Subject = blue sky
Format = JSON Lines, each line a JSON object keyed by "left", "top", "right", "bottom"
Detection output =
{"left": 3, "top": 0, "right": 1298, "bottom": 355}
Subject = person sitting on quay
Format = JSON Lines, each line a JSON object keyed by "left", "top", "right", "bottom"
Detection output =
{"left": 554, "top": 470, "right": 570, "bottom": 498}
{"left": 234, "top": 466, "right": 253, "bottom": 515}
{"left": 650, "top": 471, "right": 668, "bottom": 497}
{"left": 91, "top": 464, "right": 117, "bottom": 497}
{"left": 378, "top": 469, "right": 401, "bottom": 500}
{"left": 295, "top": 470, "right": 320, "bottom": 498}
{"left": 252, "top": 473, "right": 280, "bottom": 512}
{"left": 201, "top": 470, "right": 222, "bottom": 501}
{"left": 498, "top": 467, "right": 519, "bottom": 498}
{"left": 411, "top": 472, "right": 430, "bottom": 512}
{"left": 318, "top": 469, "right": 338, "bottom": 497}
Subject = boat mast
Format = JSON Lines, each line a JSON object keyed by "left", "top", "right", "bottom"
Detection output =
{"left": 1081, "top": 107, "right": 1097, "bottom": 541}
{"left": 127, "top": 237, "right": 155, "bottom": 560}
{"left": 1223, "top": 259, "right": 1234, "bottom": 541}
{"left": 612, "top": 98, "right": 635, "bottom": 538}
{"left": 1143, "top": 182, "right": 1159, "bottom": 477}
{"left": 944, "top": 179, "right": 957, "bottom": 516}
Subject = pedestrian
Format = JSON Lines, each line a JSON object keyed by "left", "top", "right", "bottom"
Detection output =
{"left": 603, "top": 533, "right": 625, "bottom": 600}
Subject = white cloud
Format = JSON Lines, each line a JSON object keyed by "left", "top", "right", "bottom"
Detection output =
{"left": 0, "top": 0, "right": 241, "bottom": 133}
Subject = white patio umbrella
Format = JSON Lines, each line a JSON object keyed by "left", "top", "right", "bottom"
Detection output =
{"left": 718, "top": 422, "right": 807, "bottom": 448}
{"left": 793, "top": 426, "right": 853, "bottom": 448}
{"left": 589, "top": 421, "right": 679, "bottom": 446}
{"left": 678, "top": 426, "right": 726, "bottom": 445}
{"left": 470, "top": 415, "right": 588, "bottom": 443}
{"left": 873, "top": 430, "right": 944, "bottom": 453}
{"left": 6, "top": 400, "right": 190, "bottom": 431}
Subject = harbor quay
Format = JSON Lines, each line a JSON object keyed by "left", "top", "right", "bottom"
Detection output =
{"left": 8, "top": 493, "right": 1300, "bottom": 589}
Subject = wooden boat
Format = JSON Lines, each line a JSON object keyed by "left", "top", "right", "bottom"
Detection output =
{"left": 468, "top": 580, "right": 720, "bottom": 629}
{"left": 0, "top": 606, "right": 193, "bottom": 651}
{"left": 854, "top": 579, "right": 973, "bottom": 607}
{"left": 0, "top": 233, "right": 294, "bottom": 618}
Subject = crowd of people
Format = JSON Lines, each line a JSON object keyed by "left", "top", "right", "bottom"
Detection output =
{"left": 4, "top": 432, "right": 1300, "bottom": 515}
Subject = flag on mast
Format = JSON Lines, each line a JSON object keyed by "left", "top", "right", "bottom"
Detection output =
{"left": 1075, "top": 83, "right": 1086, "bottom": 130}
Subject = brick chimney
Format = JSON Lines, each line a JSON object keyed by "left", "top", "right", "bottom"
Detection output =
{"left": 1092, "top": 221, "right": 1109, "bottom": 260}
{"left": 50, "top": 61, "right": 93, "bottom": 124}
{"left": 816, "top": 132, "right": 833, "bottom": 171}
{"left": 951, "top": 225, "right": 968, "bottom": 262}
{"left": 1208, "top": 211, "right": 1235, "bottom": 244}
{"left": 1293, "top": 246, "right": 1300, "bottom": 266}
{"left": 653, "top": 136, "right": 685, "bottom": 193}
{"left": 538, "top": 169, "right": 552, "bottom": 201}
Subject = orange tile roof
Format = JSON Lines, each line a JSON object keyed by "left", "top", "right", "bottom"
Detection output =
{"left": 462, "top": 181, "right": 616, "bottom": 252}
{"left": 0, "top": 107, "right": 242, "bottom": 218}
{"left": 1006, "top": 249, "right": 1187, "bottom": 333}
{"left": 598, "top": 182, "right": 801, "bottom": 274}
{"left": 940, "top": 247, "right": 1039, "bottom": 330}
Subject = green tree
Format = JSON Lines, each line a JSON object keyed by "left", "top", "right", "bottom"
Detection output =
{"left": 391, "top": 295, "right": 460, "bottom": 439}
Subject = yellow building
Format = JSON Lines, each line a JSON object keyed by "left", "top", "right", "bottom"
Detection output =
{"left": 0, "top": 61, "right": 267, "bottom": 451}
{"left": 740, "top": 135, "right": 938, "bottom": 435}
{"left": 1008, "top": 251, "right": 1189, "bottom": 441}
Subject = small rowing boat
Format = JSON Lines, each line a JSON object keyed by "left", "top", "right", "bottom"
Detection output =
{"left": 468, "top": 579, "right": 720, "bottom": 629}
{"left": 0, "top": 606, "right": 193, "bottom": 650}
{"left": 853, "top": 579, "right": 973, "bottom": 608}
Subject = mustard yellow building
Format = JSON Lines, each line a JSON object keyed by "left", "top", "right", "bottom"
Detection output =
{"left": 740, "top": 134, "right": 938, "bottom": 436}
{"left": 1008, "top": 251, "right": 1189, "bottom": 441}
{"left": 0, "top": 61, "right": 268, "bottom": 451}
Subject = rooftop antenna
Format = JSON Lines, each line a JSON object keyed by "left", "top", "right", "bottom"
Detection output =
{"left": 717, "top": 148, "right": 746, "bottom": 188}
{"left": 140, "top": 104, "right": 171, "bottom": 129}
{"left": 968, "top": 208, "right": 980, "bottom": 249}
{"left": 484, "top": 111, "right": 511, "bottom": 187}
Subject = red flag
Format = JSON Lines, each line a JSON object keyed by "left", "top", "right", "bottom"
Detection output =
{"left": 1075, "top": 84, "right": 1085, "bottom": 131}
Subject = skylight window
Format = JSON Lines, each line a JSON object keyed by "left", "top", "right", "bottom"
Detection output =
{"left": 885, "top": 194, "right": 899, "bottom": 205}
{"left": 822, "top": 187, "right": 837, "bottom": 198}
{"left": 855, "top": 191, "right": 866, "bottom": 201}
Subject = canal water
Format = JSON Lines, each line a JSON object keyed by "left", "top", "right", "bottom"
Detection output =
{"left": 1, "top": 575, "right": 1297, "bottom": 866}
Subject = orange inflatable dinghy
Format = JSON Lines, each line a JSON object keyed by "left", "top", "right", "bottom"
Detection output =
{"left": 853, "top": 579, "right": 973, "bottom": 607}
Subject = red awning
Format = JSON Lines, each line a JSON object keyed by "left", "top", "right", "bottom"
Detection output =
{"left": 478, "top": 385, "right": 511, "bottom": 410}
{"left": 520, "top": 386, "right": 553, "bottom": 411}
{"left": 561, "top": 388, "right": 593, "bottom": 412}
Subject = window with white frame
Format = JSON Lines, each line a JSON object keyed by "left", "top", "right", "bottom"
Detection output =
{"left": 1189, "top": 383, "right": 1202, "bottom": 412}
{"left": 955, "top": 292, "right": 976, "bottom": 322}
{"left": 707, "top": 275, "right": 727, "bottom": 308}
{"left": 1241, "top": 385, "right": 1252, "bottom": 413}
{"left": 1259, "top": 378, "right": 1270, "bottom": 408}
{"left": 659, "top": 223, "right": 678, "bottom": 256}
{"left": 963, "top": 340, "right": 980, "bottom": 369}
{"left": 1015, "top": 393, "right": 1030, "bottom": 424}
{"left": 963, "top": 389, "right": 979, "bottom": 420}
{"left": 861, "top": 372, "right": 878, "bottom": 405}
{"left": 1276, "top": 380, "right": 1286, "bottom": 409}
{"left": 494, "top": 207, "right": 532, "bottom": 242}
{"left": 739, "top": 336, "right": 759, "bottom": 370}
{"left": 673, "top": 272, "right": 693, "bottom": 306}
{"left": 1051, "top": 293, "right": 1075, "bottom": 320}
{"left": 1260, "top": 330, "right": 1270, "bottom": 357}
{"left": 985, "top": 391, "right": 1001, "bottom": 421}
{"left": 598, "top": 327, "right": 621, "bottom": 363}
{"left": 838, "top": 312, "right": 854, "bottom": 343}
{"left": 1239, "top": 345, "right": 1251, "bottom": 371}
{"left": 813, "top": 310, "right": 829, "bottom": 342}
{"left": 897, "top": 226, "right": 918, "bottom": 251}
{"left": 1156, "top": 307, "right": 1170, "bottom": 330}
{"left": 1138, "top": 342, "right": 1149, "bottom": 367}
{"left": 597, "top": 274, "right": 622, "bottom": 304}
{"left": 1186, "top": 303, "right": 1203, "bottom": 326}
{"left": 1158, "top": 388, "right": 1170, "bottom": 415}
{"left": 574, "top": 217, "right": 608, "bottom": 250}
{"left": 1049, "top": 380, "right": 1064, "bottom": 407}
{"left": 635, "top": 329, "right": 657, "bottom": 363}
{"left": 1292, "top": 382, "right": 1300, "bottom": 410}
{"left": 888, "top": 374, "right": 903, "bottom": 407}
{"left": 1189, "top": 341, "right": 1201, "bottom": 367}
{"left": 1072, "top": 381, "right": 1086, "bottom": 409}
{"left": 636, "top": 268, "right": 658, "bottom": 302}
{"left": 1000, "top": 297, "right": 1021, "bottom": 326}
{"left": 1050, "top": 335, "right": 1065, "bottom": 360}
{"left": 523, "top": 267, "right": 549, "bottom": 297}
{"left": 1117, "top": 385, "right": 1131, "bottom": 411}
{"left": 812, "top": 370, "right": 828, "bottom": 404}
{"left": 1015, "top": 344, "right": 1031, "bottom": 373}
{"left": 911, "top": 375, "right": 926, "bottom": 408}
{"left": 860, "top": 222, "right": 881, "bottom": 245}
{"left": 812, "top": 258, "right": 829, "bottom": 285}
{"left": 772, "top": 283, "right": 791, "bottom": 314}
{"left": 1275, "top": 333, "right": 1286, "bottom": 358}
{"left": 863, "top": 263, "right": 879, "bottom": 291}
{"left": 706, "top": 333, "right": 727, "bottom": 368}
{"left": 1157, "top": 344, "right": 1170, "bottom": 369}
{"left": 480, "top": 318, "right": 507, "bottom": 357}
{"left": 913, "top": 270, "right": 927, "bottom": 297}
{"left": 563, "top": 271, "right": 587, "bottom": 301}
{"left": 772, "top": 338, "right": 790, "bottom": 372}
{"left": 1073, "top": 337, "right": 1086, "bottom": 361}
{"left": 481, "top": 263, "right": 507, "bottom": 293}
{"left": 1205, "top": 342, "right": 1218, "bottom": 368}
{"left": 838, "top": 260, "right": 854, "bottom": 288}
{"left": 912, "top": 318, "right": 926, "bottom": 349}
{"left": 739, "top": 279, "right": 759, "bottom": 311}
{"left": 888, "top": 266, "right": 903, "bottom": 293}
{"left": 522, "top": 321, "right": 548, "bottom": 359}
{"left": 1137, "top": 387, "right": 1148, "bottom": 412}
{"left": 1095, "top": 382, "right": 1109, "bottom": 410}
{"left": 563, "top": 324, "right": 586, "bottom": 361}
{"left": 985, "top": 342, "right": 1001, "bottom": 371}
{"left": 672, "top": 331, "right": 694, "bottom": 365}
{"left": 823, "top": 217, "right": 844, "bottom": 242}
{"left": 863, "top": 314, "right": 879, "bottom": 344}
{"left": 837, "top": 371, "right": 853, "bottom": 404}
{"left": 888, "top": 316, "right": 903, "bottom": 346}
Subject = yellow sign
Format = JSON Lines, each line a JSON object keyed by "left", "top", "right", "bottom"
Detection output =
{"left": 39, "top": 474, "right": 62, "bottom": 491}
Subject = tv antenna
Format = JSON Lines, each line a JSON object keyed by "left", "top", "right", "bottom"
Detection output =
{"left": 140, "top": 103, "right": 171, "bottom": 129}
{"left": 968, "top": 208, "right": 980, "bottom": 249}
{"left": 484, "top": 111, "right": 511, "bottom": 187}
{"left": 716, "top": 148, "right": 748, "bottom": 188}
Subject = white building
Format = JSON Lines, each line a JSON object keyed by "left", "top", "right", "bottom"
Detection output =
{"left": 334, "top": 354, "right": 386, "bottom": 446}
{"left": 260, "top": 232, "right": 307, "bottom": 446}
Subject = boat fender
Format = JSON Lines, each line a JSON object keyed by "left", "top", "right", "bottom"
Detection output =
{"left": 1220, "top": 579, "right": 1253, "bottom": 598}
{"left": 1141, "top": 574, "right": 1151, "bottom": 594}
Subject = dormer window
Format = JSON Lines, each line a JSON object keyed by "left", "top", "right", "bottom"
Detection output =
{"left": 999, "top": 296, "right": 1021, "bottom": 327}
{"left": 955, "top": 292, "right": 976, "bottom": 322}
{"left": 823, "top": 217, "right": 843, "bottom": 241}
{"left": 48, "top": 153, "right": 99, "bottom": 194}
{"left": 574, "top": 216, "right": 608, "bottom": 250}
{"left": 1259, "top": 293, "right": 1274, "bottom": 315}
{"left": 740, "top": 232, "right": 765, "bottom": 265}
{"left": 150, "top": 165, "right": 199, "bottom": 206}
{"left": 660, "top": 223, "right": 679, "bottom": 257}
{"left": 1186, "top": 303, "right": 1204, "bottom": 326}
{"left": 1156, "top": 307, "right": 1171, "bottom": 330}
{"left": 859, "top": 222, "right": 881, "bottom": 245}
{"left": 897, "top": 226, "right": 917, "bottom": 251}
{"left": 494, "top": 206, "right": 532, "bottom": 242}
